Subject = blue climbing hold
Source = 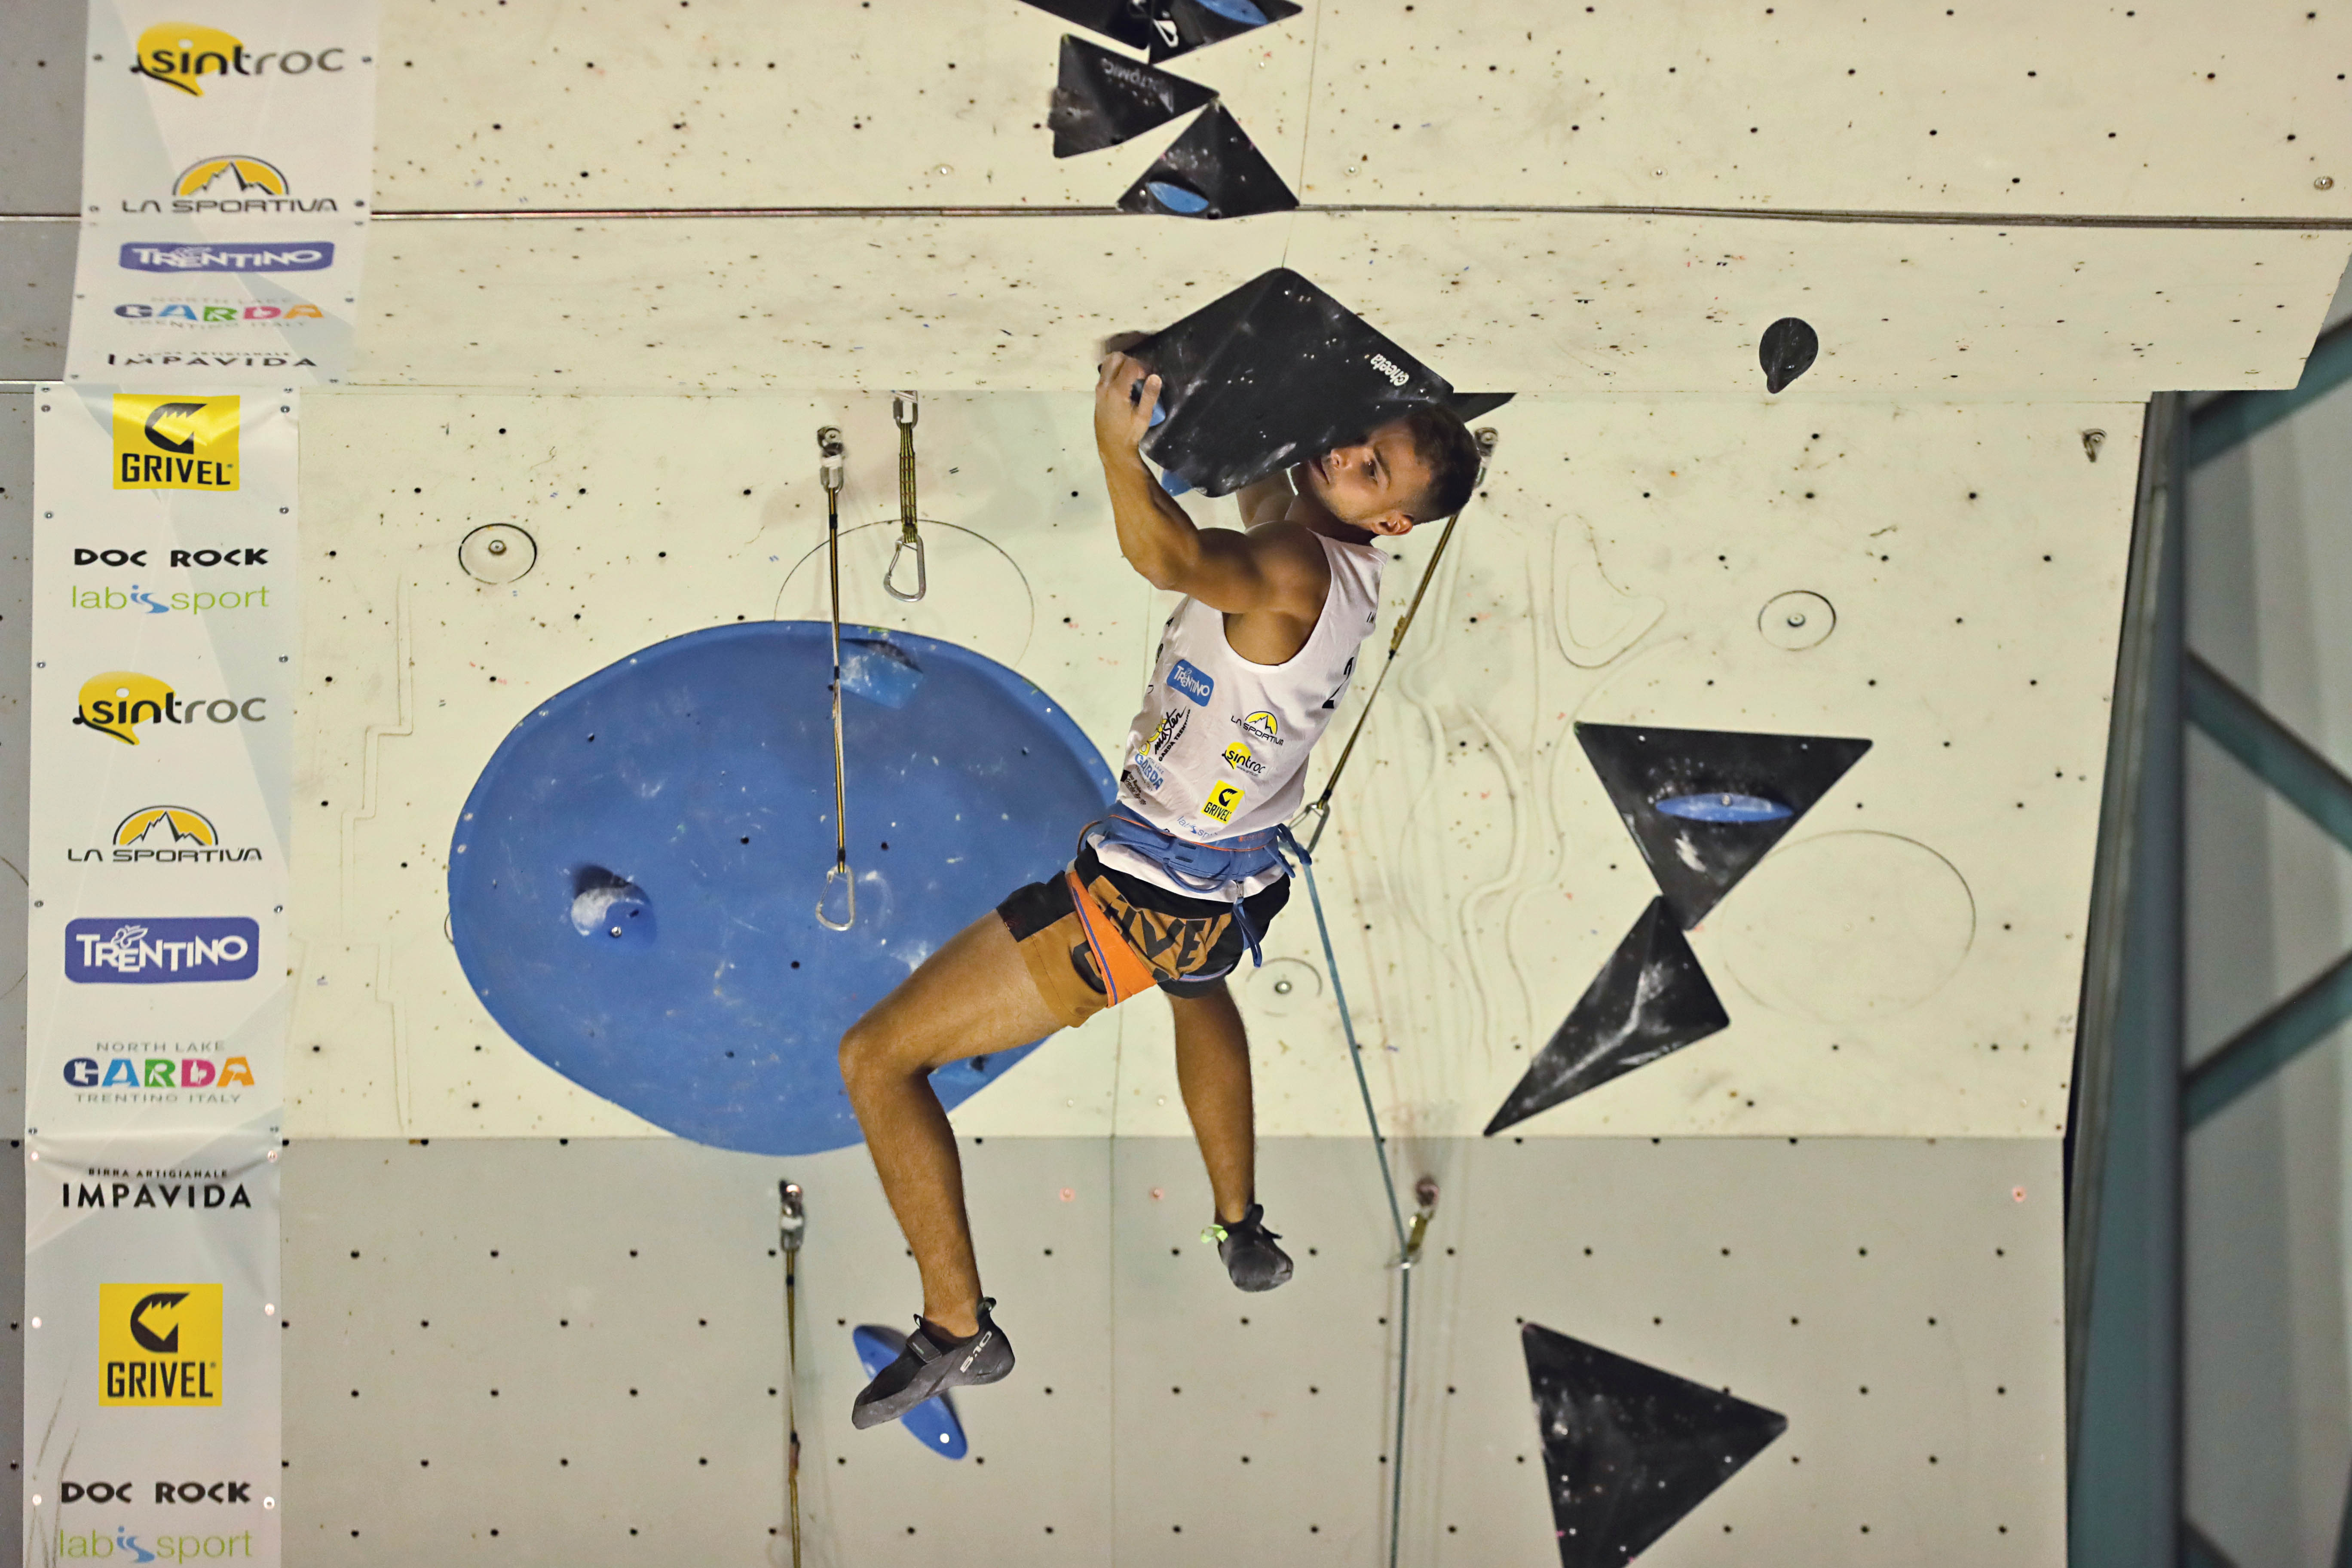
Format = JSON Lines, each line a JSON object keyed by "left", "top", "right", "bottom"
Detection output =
{"left": 1193, "top": 0, "right": 1271, "bottom": 21}
{"left": 851, "top": 1324, "right": 969, "bottom": 1458}
{"left": 1145, "top": 179, "right": 1213, "bottom": 214}
{"left": 447, "top": 621, "right": 1116, "bottom": 1156}
{"left": 839, "top": 634, "right": 926, "bottom": 710}
{"left": 1652, "top": 792, "right": 1795, "bottom": 824}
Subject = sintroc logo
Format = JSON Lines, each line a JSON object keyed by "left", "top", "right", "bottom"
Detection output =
{"left": 132, "top": 23, "right": 349, "bottom": 96}
{"left": 75, "top": 671, "right": 267, "bottom": 745}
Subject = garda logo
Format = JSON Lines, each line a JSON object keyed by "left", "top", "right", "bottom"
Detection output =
{"left": 75, "top": 671, "right": 268, "bottom": 744}
{"left": 1166, "top": 658, "right": 1215, "bottom": 706}
{"left": 111, "top": 395, "right": 238, "bottom": 490}
{"left": 1199, "top": 781, "right": 1246, "bottom": 826}
{"left": 65, "top": 918, "right": 260, "bottom": 985}
{"left": 1132, "top": 754, "right": 1166, "bottom": 791}
{"left": 99, "top": 1284, "right": 222, "bottom": 1407}
{"left": 1233, "top": 710, "right": 1283, "bottom": 746}
{"left": 63, "top": 1054, "right": 258, "bottom": 1093}
{"left": 133, "top": 23, "right": 350, "bottom": 95}
{"left": 115, "top": 301, "right": 327, "bottom": 324}
{"left": 1221, "top": 739, "right": 1265, "bottom": 778}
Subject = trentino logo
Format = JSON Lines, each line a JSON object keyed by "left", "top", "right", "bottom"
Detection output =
{"left": 65, "top": 918, "right": 260, "bottom": 984}
{"left": 1166, "top": 658, "right": 1215, "bottom": 706}
{"left": 132, "top": 23, "right": 349, "bottom": 95}
{"left": 119, "top": 242, "right": 334, "bottom": 273}
{"left": 111, "top": 395, "right": 238, "bottom": 490}
{"left": 99, "top": 1283, "right": 222, "bottom": 1406}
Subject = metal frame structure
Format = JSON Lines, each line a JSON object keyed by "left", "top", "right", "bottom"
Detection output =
{"left": 2069, "top": 316, "right": 2352, "bottom": 1567}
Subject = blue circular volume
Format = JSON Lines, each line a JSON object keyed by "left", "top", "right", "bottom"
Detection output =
{"left": 1652, "top": 791, "right": 1795, "bottom": 824}
{"left": 448, "top": 622, "right": 1116, "bottom": 1155}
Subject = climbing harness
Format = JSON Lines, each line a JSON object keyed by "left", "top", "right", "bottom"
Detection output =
{"left": 883, "top": 393, "right": 928, "bottom": 602}
{"left": 816, "top": 427, "right": 857, "bottom": 931}
{"left": 778, "top": 1182, "right": 806, "bottom": 1568}
{"left": 1294, "top": 427, "right": 1501, "bottom": 855}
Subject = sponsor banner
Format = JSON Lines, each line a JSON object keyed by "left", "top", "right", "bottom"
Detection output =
{"left": 67, "top": 0, "right": 381, "bottom": 385}
{"left": 23, "top": 1131, "right": 281, "bottom": 1565}
{"left": 28, "top": 386, "right": 294, "bottom": 1141}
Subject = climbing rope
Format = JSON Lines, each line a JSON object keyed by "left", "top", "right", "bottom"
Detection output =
{"left": 884, "top": 393, "right": 927, "bottom": 602}
{"left": 778, "top": 1182, "right": 807, "bottom": 1568}
{"left": 1294, "top": 427, "right": 1500, "bottom": 855}
{"left": 816, "top": 426, "right": 857, "bottom": 931}
{"left": 1277, "top": 426, "right": 1496, "bottom": 1565}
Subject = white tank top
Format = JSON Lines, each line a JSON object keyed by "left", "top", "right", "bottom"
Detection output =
{"left": 1106, "top": 532, "right": 1385, "bottom": 892}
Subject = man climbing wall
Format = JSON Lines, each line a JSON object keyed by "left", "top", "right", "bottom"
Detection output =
{"left": 837, "top": 351, "right": 1481, "bottom": 1429}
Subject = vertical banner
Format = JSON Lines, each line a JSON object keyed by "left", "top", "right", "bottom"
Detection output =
{"left": 66, "top": 0, "right": 381, "bottom": 385}
{"left": 28, "top": 387, "right": 296, "bottom": 1565}
{"left": 22, "top": 1132, "right": 282, "bottom": 1565}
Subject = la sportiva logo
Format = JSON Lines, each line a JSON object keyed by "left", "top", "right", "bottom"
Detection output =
{"left": 98, "top": 1283, "right": 222, "bottom": 1406}
{"left": 1232, "top": 710, "right": 1283, "bottom": 745}
{"left": 132, "top": 23, "right": 350, "bottom": 96}
{"left": 65, "top": 918, "right": 260, "bottom": 985}
{"left": 75, "top": 671, "right": 268, "bottom": 745}
{"left": 67, "top": 804, "right": 263, "bottom": 866}
{"left": 110, "top": 395, "right": 238, "bottom": 490}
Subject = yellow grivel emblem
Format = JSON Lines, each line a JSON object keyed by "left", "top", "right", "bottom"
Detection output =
{"left": 135, "top": 23, "right": 245, "bottom": 96}
{"left": 77, "top": 671, "right": 176, "bottom": 746}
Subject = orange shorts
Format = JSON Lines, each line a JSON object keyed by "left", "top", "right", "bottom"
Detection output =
{"left": 996, "top": 845, "right": 1291, "bottom": 1029}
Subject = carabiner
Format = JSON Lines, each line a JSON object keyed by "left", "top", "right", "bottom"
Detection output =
{"left": 883, "top": 525, "right": 926, "bottom": 602}
{"left": 816, "top": 857, "right": 857, "bottom": 932}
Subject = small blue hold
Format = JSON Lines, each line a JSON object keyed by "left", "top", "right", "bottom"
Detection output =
{"left": 1194, "top": 0, "right": 1271, "bottom": 21}
{"left": 1160, "top": 468, "right": 1195, "bottom": 496}
{"left": 1145, "top": 180, "right": 1213, "bottom": 215}
{"left": 840, "top": 636, "right": 926, "bottom": 710}
{"left": 1653, "top": 792, "right": 1793, "bottom": 824}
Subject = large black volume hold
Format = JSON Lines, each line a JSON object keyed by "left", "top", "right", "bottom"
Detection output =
{"left": 1127, "top": 267, "right": 1452, "bottom": 496}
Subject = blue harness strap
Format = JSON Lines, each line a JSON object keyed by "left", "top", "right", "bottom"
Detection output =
{"left": 1076, "top": 805, "right": 1287, "bottom": 972}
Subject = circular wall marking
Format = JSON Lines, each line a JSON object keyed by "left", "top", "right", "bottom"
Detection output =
{"left": 1714, "top": 831, "right": 1975, "bottom": 1024}
{"left": 459, "top": 523, "right": 537, "bottom": 584}
{"left": 1247, "top": 956, "right": 1323, "bottom": 1016}
{"left": 1758, "top": 591, "right": 1835, "bottom": 651}
{"left": 774, "top": 519, "right": 1034, "bottom": 670}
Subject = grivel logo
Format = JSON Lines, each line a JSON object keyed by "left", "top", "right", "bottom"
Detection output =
{"left": 132, "top": 24, "right": 349, "bottom": 96}
{"left": 98, "top": 1283, "right": 222, "bottom": 1406}
{"left": 110, "top": 394, "right": 238, "bottom": 490}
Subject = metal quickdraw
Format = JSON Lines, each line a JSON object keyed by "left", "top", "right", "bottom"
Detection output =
{"left": 816, "top": 426, "right": 857, "bottom": 931}
{"left": 884, "top": 392, "right": 927, "bottom": 602}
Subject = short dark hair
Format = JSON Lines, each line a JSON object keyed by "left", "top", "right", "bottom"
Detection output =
{"left": 1396, "top": 402, "right": 1482, "bottom": 522}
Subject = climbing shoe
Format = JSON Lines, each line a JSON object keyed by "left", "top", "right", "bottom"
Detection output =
{"left": 850, "top": 1299, "right": 1015, "bottom": 1430}
{"left": 1204, "top": 1204, "right": 1294, "bottom": 1292}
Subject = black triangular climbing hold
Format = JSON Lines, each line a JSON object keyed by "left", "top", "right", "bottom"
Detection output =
{"left": 1118, "top": 102, "right": 1297, "bottom": 223}
{"left": 1521, "top": 1322, "right": 1787, "bottom": 1568}
{"left": 1021, "top": 0, "right": 1301, "bottom": 62}
{"left": 1483, "top": 898, "right": 1727, "bottom": 1134}
{"left": 1575, "top": 723, "right": 1871, "bottom": 928}
{"left": 1128, "top": 266, "right": 1450, "bottom": 496}
{"left": 1759, "top": 317, "right": 1818, "bottom": 393}
{"left": 1050, "top": 35, "right": 1217, "bottom": 158}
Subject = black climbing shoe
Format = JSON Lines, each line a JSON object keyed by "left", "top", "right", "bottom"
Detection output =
{"left": 850, "top": 1299, "right": 1015, "bottom": 1430}
{"left": 1205, "top": 1204, "right": 1294, "bottom": 1292}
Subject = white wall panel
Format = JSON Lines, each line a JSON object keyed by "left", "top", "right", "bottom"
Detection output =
{"left": 343, "top": 212, "right": 2348, "bottom": 395}
{"left": 374, "top": 0, "right": 1314, "bottom": 211}
{"left": 363, "top": 0, "right": 2352, "bottom": 221}
{"left": 279, "top": 1135, "right": 2062, "bottom": 1567}
{"left": 1297, "top": 0, "right": 2352, "bottom": 219}
{"left": 291, "top": 390, "right": 2129, "bottom": 1142}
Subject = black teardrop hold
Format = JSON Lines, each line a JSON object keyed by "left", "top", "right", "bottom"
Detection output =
{"left": 1759, "top": 316, "right": 1819, "bottom": 394}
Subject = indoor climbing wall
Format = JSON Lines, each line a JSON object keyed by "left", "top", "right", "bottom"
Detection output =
{"left": 2, "top": 0, "right": 2349, "bottom": 1564}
